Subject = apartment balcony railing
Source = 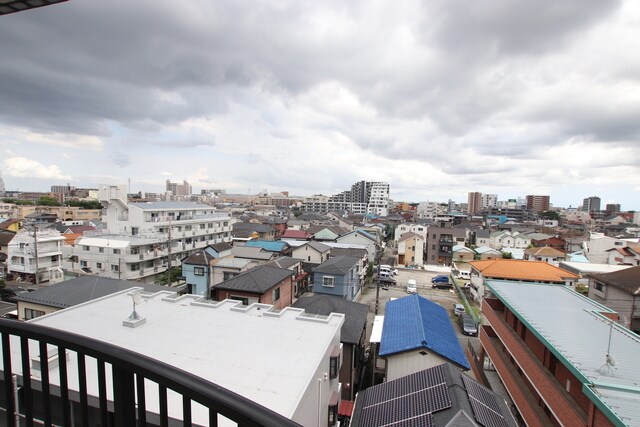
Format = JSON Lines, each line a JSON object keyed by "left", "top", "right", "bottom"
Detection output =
{"left": 0, "top": 318, "right": 299, "bottom": 427}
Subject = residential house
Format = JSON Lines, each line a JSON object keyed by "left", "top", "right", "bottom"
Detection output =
{"left": 480, "top": 281, "right": 640, "bottom": 427}
{"left": 350, "top": 363, "right": 516, "bottom": 427}
{"left": 378, "top": 294, "right": 470, "bottom": 381}
{"left": 306, "top": 225, "right": 348, "bottom": 241}
{"left": 336, "top": 230, "right": 378, "bottom": 261}
{"left": 266, "top": 256, "right": 309, "bottom": 297}
{"left": 230, "top": 245, "right": 276, "bottom": 262}
{"left": 231, "top": 222, "right": 276, "bottom": 242}
{"left": 396, "top": 232, "right": 425, "bottom": 266}
{"left": 243, "top": 239, "right": 291, "bottom": 256}
{"left": 0, "top": 218, "right": 23, "bottom": 233}
{"left": 286, "top": 218, "right": 311, "bottom": 230}
{"left": 7, "top": 228, "right": 64, "bottom": 284}
{"left": 210, "top": 257, "right": 256, "bottom": 287}
{"left": 425, "top": 227, "right": 467, "bottom": 265}
{"left": 0, "top": 229, "right": 16, "bottom": 270}
{"left": 291, "top": 241, "right": 331, "bottom": 264}
{"left": 207, "top": 241, "right": 233, "bottom": 258}
{"left": 588, "top": 266, "right": 640, "bottom": 333}
{"left": 468, "top": 259, "right": 579, "bottom": 302}
{"left": 15, "top": 290, "right": 344, "bottom": 426}
{"left": 523, "top": 246, "right": 566, "bottom": 266}
{"left": 530, "top": 235, "right": 566, "bottom": 252}
{"left": 279, "top": 229, "right": 312, "bottom": 241}
{"left": 558, "top": 261, "right": 631, "bottom": 288}
{"left": 14, "top": 276, "right": 171, "bottom": 320}
{"left": 470, "top": 228, "right": 491, "bottom": 247}
{"left": 212, "top": 265, "right": 294, "bottom": 309}
{"left": 293, "top": 295, "right": 368, "bottom": 401}
{"left": 605, "top": 244, "right": 640, "bottom": 266}
{"left": 313, "top": 256, "right": 362, "bottom": 302}
{"left": 393, "top": 222, "right": 428, "bottom": 242}
{"left": 452, "top": 244, "right": 475, "bottom": 263}
{"left": 182, "top": 248, "right": 217, "bottom": 296}
{"left": 582, "top": 233, "right": 629, "bottom": 264}
{"left": 329, "top": 247, "right": 369, "bottom": 283}
{"left": 489, "top": 230, "right": 532, "bottom": 250}
{"left": 474, "top": 246, "right": 501, "bottom": 260}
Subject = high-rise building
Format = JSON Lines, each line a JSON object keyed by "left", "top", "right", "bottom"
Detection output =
{"left": 582, "top": 196, "right": 601, "bottom": 213}
{"left": 166, "top": 179, "right": 192, "bottom": 196}
{"left": 605, "top": 203, "right": 621, "bottom": 216}
{"left": 467, "top": 192, "right": 482, "bottom": 215}
{"left": 526, "top": 195, "right": 550, "bottom": 213}
{"left": 301, "top": 181, "right": 390, "bottom": 216}
{"left": 481, "top": 193, "right": 498, "bottom": 209}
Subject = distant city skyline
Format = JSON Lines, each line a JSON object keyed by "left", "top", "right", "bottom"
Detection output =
{"left": 1, "top": 1, "right": 639, "bottom": 210}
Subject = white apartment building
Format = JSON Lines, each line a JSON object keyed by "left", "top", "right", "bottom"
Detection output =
{"left": 481, "top": 193, "right": 498, "bottom": 209}
{"left": 416, "top": 201, "right": 448, "bottom": 219}
{"left": 366, "top": 182, "right": 390, "bottom": 216}
{"left": 7, "top": 228, "right": 64, "bottom": 284}
{"left": 62, "top": 185, "right": 234, "bottom": 283}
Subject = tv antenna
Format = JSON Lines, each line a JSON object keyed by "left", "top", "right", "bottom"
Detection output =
{"left": 128, "top": 291, "right": 144, "bottom": 322}
{"left": 598, "top": 318, "right": 617, "bottom": 376}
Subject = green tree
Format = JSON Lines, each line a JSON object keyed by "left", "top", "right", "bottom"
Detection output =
{"left": 36, "top": 196, "right": 61, "bottom": 206}
{"left": 539, "top": 210, "right": 560, "bottom": 221}
{"left": 66, "top": 200, "right": 103, "bottom": 209}
{"left": 501, "top": 251, "right": 513, "bottom": 259}
{"left": 155, "top": 266, "right": 182, "bottom": 286}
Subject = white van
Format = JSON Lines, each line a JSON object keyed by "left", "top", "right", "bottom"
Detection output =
{"left": 407, "top": 279, "right": 417, "bottom": 294}
{"left": 457, "top": 270, "right": 471, "bottom": 280}
{"left": 379, "top": 265, "right": 398, "bottom": 275}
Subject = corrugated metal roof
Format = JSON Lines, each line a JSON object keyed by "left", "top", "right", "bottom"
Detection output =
{"left": 379, "top": 294, "right": 470, "bottom": 369}
{"left": 487, "top": 280, "right": 640, "bottom": 427}
{"left": 244, "top": 240, "right": 289, "bottom": 252}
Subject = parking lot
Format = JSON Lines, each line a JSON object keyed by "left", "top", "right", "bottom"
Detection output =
{"left": 358, "top": 267, "right": 479, "bottom": 348}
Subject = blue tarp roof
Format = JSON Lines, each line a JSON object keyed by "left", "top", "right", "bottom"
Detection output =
{"left": 244, "top": 240, "right": 289, "bottom": 252}
{"left": 379, "top": 294, "right": 470, "bottom": 369}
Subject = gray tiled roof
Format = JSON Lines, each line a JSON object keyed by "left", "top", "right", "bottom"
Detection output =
{"left": 213, "top": 265, "right": 292, "bottom": 294}
{"left": 14, "top": 277, "right": 172, "bottom": 309}
{"left": 313, "top": 255, "right": 360, "bottom": 275}
{"left": 182, "top": 250, "right": 216, "bottom": 266}
{"left": 231, "top": 246, "right": 274, "bottom": 260}
{"left": 266, "top": 257, "right": 302, "bottom": 270}
{"left": 293, "top": 295, "right": 368, "bottom": 344}
{"left": 329, "top": 247, "right": 367, "bottom": 259}
{"left": 209, "top": 242, "right": 232, "bottom": 253}
{"left": 590, "top": 265, "right": 640, "bottom": 295}
{"left": 304, "top": 241, "right": 331, "bottom": 253}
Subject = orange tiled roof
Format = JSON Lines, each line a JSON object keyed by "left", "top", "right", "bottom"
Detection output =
{"left": 469, "top": 259, "right": 578, "bottom": 282}
{"left": 524, "top": 246, "right": 565, "bottom": 257}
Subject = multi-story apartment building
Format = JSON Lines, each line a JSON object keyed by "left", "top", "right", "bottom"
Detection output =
{"left": 415, "top": 201, "right": 448, "bottom": 219}
{"left": 425, "top": 227, "right": 467, "bottom": 265}
{"left": 301, "top": 181, "right": 390, "bottom": 216}
{"left": 582, "top": 196, "right": 601, "bottom": 213}
{"left": 7, "top": 228, "right": 64, "bottom": 284}
{"left": 479, "top": 280, "right": 639, "bottom": 427}
{"left": 481, "top": 193, "right": 498, "bottom": 210}
{"left": 467, "top": 192, "right": 482, "bottom": 215}
{"left": 165, "top": 179, "right": 192, "bottom": 196}
{"left": 62, "top": 185, "right": 234, "bottom": 283}
{"left": 526, "top": 195, "right": 550, "bottom": 213}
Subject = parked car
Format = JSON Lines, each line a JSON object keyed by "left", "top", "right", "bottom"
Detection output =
{"left": 379, "top": 265, "right": 399, "bottom": 275}
{"left": 431, "top": 275, "right": 450, "bottom": 283}
{"left": 406, "top": 279, "right": 417, "bottom": 294}
{"left": 457, "top": 271, "right": 471, "bottom": 280}
{"left": 458, "top": 313, "right": 478, "bottom": 336}
{"left": 453, "top": 303, "right": 466, "bottom": 316}
{"left": 378, "top": 277, "right": 397, "bottom": 287}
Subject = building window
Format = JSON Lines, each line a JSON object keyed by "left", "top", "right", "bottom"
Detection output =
{"left": 323, "top": 277, "right": 335, "bottom": 288}
{"left": 328, "top": 404, "right": 338, "bottom": 426}
{"left": 130, "top": 263, "right": 139, "bottom": 271}
{"left": 329, "top": 354, "right": 340, "bottom": 379}
{"left": 80, "top": 260, "right": 87, "bottom": 267}
{"left": 111, "top": 265, "right": 119, "bottom": 272}
{"left": 272, "top": 287, "right": 280, "bottom": 302}
{"left": 96, "top": 262, "right": 102, "bottom": 269}
{"left": 113, "top": 249, "right": 121, "bottom": 255}
{"left": 24, "top": 308, "right": 45, "bottom": 320}
{"left": 595, "top": 282, "right": 604, "bottom": 292}
{"left": 98, "top": 247, "right": 104, "bottom": 253}
{"left": 83, "top": 245, "right": 89, "bottom": 251}
{"left": 194, "top": 267, "right": 205, "bottom": 276}
{"left": 223, "top": 272, "right": 237, "bottom": 281}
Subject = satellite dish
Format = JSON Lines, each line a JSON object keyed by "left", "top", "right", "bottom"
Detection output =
{"left": 133, "top": 292, "right": 143, "bottom": 305}
{"left": 127, "top": 292, "right": 144, "bottom": 321}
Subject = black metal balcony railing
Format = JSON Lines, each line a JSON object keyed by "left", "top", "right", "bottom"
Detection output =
{"left": 0, "top": 319, "right": 300, "bottom": 427}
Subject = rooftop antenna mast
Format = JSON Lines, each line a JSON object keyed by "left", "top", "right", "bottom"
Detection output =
{"left": 598, "top": 318, "right": 616, "bottom": 376}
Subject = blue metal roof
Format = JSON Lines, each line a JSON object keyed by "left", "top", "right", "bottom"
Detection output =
{"left": 379, "top": 294, "right": 470, "bottom": 369}
{"left": 244, "top": 240, "right": 289, "bottom": 252}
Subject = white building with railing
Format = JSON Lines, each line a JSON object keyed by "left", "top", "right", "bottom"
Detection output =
{"left": 62, "top": 185, "right": 235, "bottom": 283}
{"left": 7, "top": 228, "right": 65, "bottom": 284}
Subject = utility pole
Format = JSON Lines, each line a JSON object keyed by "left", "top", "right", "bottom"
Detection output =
{"left": 33, "top": 226, "right": 40, "bottom": 286}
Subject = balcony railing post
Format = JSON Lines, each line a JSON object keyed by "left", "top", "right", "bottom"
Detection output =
{"left": 2, "top": 333, "right": 15, "bottom": 427}
{"left": 113, "top": 365, "right": 137, "bottom": 426}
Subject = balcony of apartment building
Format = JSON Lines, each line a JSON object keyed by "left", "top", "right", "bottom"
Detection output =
{"left": 480, "top": 298, "right": 588, "bottom": 427}
{"left": 0, "top": 318, "right": 298, "bottom": 427}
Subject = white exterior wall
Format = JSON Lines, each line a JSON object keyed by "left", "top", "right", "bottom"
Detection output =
{"left": 292, "top": 245, "right": 329, "bottom": 264}
{"left": 385, "top": 349, "right": 449, "bottom": 381}
{"left": 336, "top": 234, "right": 376, "bottom": 259}
{"left": 584, "top": 235, "right": 626, "bottom": 264}
{"left": 7, "top": 230, "right": 64, "bottom": 284}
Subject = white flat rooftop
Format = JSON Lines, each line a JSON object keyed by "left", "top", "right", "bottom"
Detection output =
{"left": 487, "top": 280, "right": 640, "bottom": 427}
{"left": 559, "top": 261, "right": 633, "bottom": 275}
{"left": 16, "top": 290, "right": 344, "bottom": 424}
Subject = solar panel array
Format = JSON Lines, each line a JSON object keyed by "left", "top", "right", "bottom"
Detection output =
{"left": 359, "top": 364, "right": 451, "bottom": 426}
{"left": 462, "top": 375, "right": 511, "bottom": 427}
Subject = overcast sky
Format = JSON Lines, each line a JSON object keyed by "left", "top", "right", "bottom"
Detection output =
{"left": 1, "top": 0, "right": 639, "bottom": 209}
